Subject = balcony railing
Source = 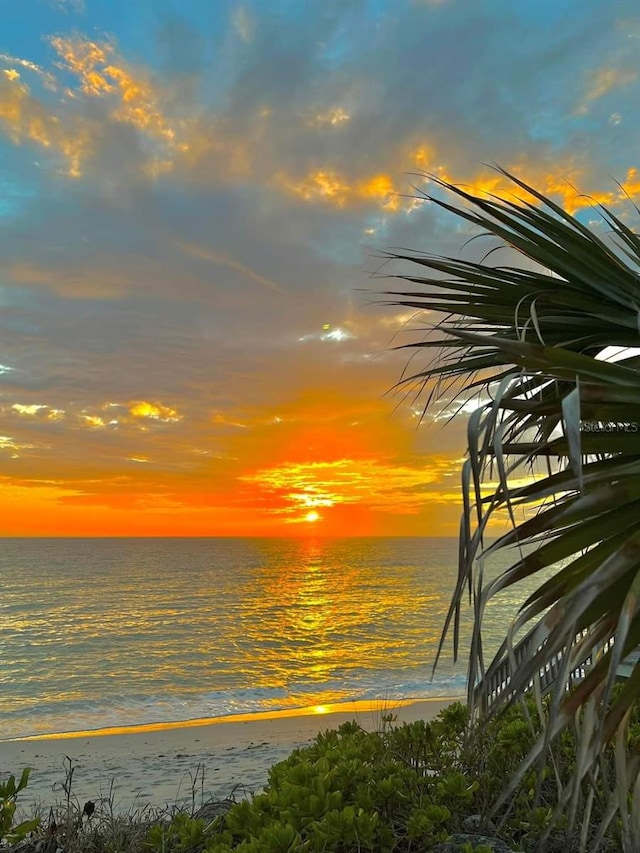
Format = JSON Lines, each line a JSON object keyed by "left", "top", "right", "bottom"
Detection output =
{"left": 483, "top": 629, "right": 622, "bottom": 707}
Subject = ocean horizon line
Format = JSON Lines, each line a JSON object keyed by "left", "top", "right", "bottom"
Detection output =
{"left": 0, "top": 534, "right": 459, "bottom": 540}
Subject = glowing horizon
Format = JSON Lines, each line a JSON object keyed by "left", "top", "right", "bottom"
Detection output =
{"left": 0, "top": 1, "right": 637, "bottom": 536}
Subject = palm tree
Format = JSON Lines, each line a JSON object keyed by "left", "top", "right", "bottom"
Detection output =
{"left": 381, "top": 169, "right": 640, "bottom": 850}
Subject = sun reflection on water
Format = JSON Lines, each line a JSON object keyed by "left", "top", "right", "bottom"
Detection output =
{"left": 1, "top": 537, "right": 512, "bottom": 738}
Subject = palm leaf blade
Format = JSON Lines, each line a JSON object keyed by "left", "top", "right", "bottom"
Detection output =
{"left": 382, "top": 170, "right": 640, "bottom": 845}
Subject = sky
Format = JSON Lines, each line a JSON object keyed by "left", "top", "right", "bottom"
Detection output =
{"left": 0, "top": 0, "right": 639, "bottom": 537}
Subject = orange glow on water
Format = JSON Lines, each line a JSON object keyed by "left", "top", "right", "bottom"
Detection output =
{"left": 5, "top": 699, "right": 429, "bottom": 742}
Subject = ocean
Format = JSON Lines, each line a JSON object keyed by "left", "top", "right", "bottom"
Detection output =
{"left": 0, "top": 537, "right": 533, "bottom": 741}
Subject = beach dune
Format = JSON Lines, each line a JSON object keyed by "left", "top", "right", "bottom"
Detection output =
{"left": 1, "top": 698, "right": 462, "bottom": 814}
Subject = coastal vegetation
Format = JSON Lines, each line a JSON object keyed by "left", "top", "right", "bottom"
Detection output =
{"left": 5, "top": 695, "right": 640, "bottom": 852}
{"left": 0, "top": 770, "right": 38, "bottom": 846}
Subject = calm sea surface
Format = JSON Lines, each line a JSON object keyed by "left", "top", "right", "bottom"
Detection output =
{"left": 0, "top": 537, "right": 537, "bottom": 740}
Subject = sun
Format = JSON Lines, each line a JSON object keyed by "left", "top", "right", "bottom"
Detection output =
{"left": 304, "top": 510, "right": 321, "bottom": 523}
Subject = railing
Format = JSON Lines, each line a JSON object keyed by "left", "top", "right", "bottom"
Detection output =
{"left": 485, "top": 629, "right": 602, "bottom": 706}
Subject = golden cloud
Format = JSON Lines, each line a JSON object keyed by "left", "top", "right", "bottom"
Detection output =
{"left": 129, "top": 401, "right": 181, "bottom": 422}
{"left": 0, "top": 27, "right": 636, "bottom": 223}
{"left": 0, "top": 52, "right": 57, "bottom": 87}
{"left": 12, "top": 404, "right": 47, "bottom": 416}
{"left": 81, "top": 414, "right": 107, "bottom": 428}
{"left": 274, "top": 155, "right": 620, "bottom": 217}
{"left": 241, "top": 455, "right": 463, "bottom": 519}
{"left": 50, "top": 36, "right": 177, "bottom": 142}
{"left": 0, "top": 74, "right": 90, "bottom": 176}
{"left": 72, "top": 401, "right": 182, "bottom": 429}
{"left": 8, "top": 403, "right": 66, "bottom": 421}
{"left": 0, "top": 35, "right": 185, "bottom": 179}
{"left": 576, "top": 65, "right": 638, "bottom": 115}
{"left": 276, "top": 168, "right": 402, "bottom": 210}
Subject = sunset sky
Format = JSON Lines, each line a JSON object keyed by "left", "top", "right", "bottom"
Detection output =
{"left": 0, "top": 0, "right": 639, "bottom": 536}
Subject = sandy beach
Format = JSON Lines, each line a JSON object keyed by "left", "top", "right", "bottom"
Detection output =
{"left": 1, "top": 698, "right": 463, "bottom": 814}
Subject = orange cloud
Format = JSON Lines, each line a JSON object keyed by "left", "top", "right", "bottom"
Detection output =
{"left": 81, "top": 414, "right": 107, "bottom": 428}
{"left": 51, "top": 36, "right": 175, "bottom": 141}
{"left": 0, "top": 33, "right": 635, "bottom": 220}
{"left": 241, "top": 455, "right": 462, "bottom": 524}
{"left": 576, "top": 65, "right": 638, "bottom": 114}
{"left": 0, "top": 35, "right": 187, "bottom": 179}
{"left": 0, "top": 73, "right": 90, "bottom": 176}
{"left": 0, "top": 380, "right": 472, "bottom": 536}
{"left": 401, "top": 152, "right": 621, "bottom": 216}
{"left": 276, "top": 168, "right": 403, "bottom": 210}
{"left": 273, "top": 146, "right": 622, "bottom": 216}
{"left": 10, "top": 403, "right": 66, "bottom": 421}
{"left": 0, "top": 478, "right": 280, "bottom": 537}
{"left": 617, "top": 166, "right": 640, "bottom": 197}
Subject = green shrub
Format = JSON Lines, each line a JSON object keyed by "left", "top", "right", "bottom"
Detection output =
{"left": 147, "top": 812, "right": 208, "bottom": 853}
{"left": 0, "top": 768, "right": 40, "bottom": 845}
{"left": 141, "top": 695, "right": 638, "bottom": 852}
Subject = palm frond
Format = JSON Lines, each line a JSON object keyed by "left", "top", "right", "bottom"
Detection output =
{"left": 381, "top": 169, "right": 640, "bottom": 846}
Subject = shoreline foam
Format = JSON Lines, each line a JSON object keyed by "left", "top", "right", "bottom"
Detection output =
{"left": 3, "top": 697, "right": 449, "bottom": 742}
